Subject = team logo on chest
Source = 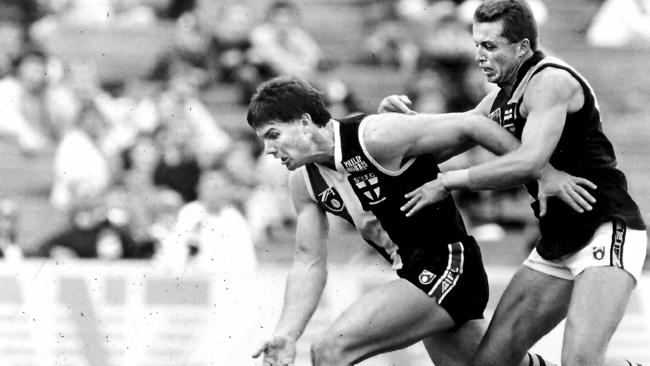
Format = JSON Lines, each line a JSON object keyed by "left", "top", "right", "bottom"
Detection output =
{"left": 352, "top": 172, "right": 385, "bottom": 205}
{"left": 318, "top": 187, "right": 345, "bottom": 213}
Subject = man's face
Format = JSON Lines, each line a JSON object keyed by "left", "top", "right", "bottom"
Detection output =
{"left": 255, "top": 119, "right": 313, "bottom": 171}
{"left": 472, "top": 20, "right": 523, "bottom": 86}
{"left": 18, "top": 56, "right": 48, "bottom": 92}
{"left": 199, "top": 170, "right": 233, "bottom": 211}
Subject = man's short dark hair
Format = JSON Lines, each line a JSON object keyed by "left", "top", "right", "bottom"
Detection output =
{"left": 247, "top": 77, "right": 331, "bottom": 129}
{"left": 474, "top": 0, "right": 538, "bottom": 50}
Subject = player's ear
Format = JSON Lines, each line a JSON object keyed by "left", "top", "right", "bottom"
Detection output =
{"left": 519, "top": 38, "right": 530, "bottom": 56}
{"left": 301, "top": 113, "right": 312, "bottom": 126}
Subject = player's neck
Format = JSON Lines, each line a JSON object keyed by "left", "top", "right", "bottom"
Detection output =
{"left": 500, "top": 51, "right": 534, "bottom": 95}
{"left": 310, "top": 120, "right": 336, "bottom": 166}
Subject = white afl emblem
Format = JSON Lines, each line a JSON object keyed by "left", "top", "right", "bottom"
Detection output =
{"left": 318, "top": 187, "right": 345, "bottom": 213}
{"left": 419, "top": 269, "right": 436, "bottom": 285}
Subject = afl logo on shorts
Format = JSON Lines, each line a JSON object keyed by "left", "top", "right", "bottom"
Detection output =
{"left": 318, "top": 187, "right": 345, "bottom": 213}
{"left": 419, "top": 269, "right": 436, "bottom": 285}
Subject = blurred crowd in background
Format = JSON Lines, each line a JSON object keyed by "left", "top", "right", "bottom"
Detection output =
{"left": 0, "top": 0, "right": 647, "bottom": 271}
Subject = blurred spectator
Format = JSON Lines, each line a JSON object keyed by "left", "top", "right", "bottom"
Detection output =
{"left": 50, "top": 100, "right": 116, "bottom": 213}
{"left": 0, "top": 47, "right": 75, "bottom": 155}
{"left": 0, "top": 198, "right": 23, "bottom": 260}
{"left": 152, "top": 121, "right": 202, "bottom": 203}
{"left": 0, "top": 20, "right": 26, "bottom": 77}
{"left": 0, "top": 0, "right": 42, "bottom": 28}
{"left": 153, "top": 0, "right": 196, "bottom": 20}
{"left": 156, "top": 167, "right": 257, "bottom": 273}
{"left": 586, "top": 0, "right": 650, "bottom": 48}
{"left": 220, "top": 129, "right": 295, "bottom": 245}
{"left": 321, "top": 78, "right": 365, "bottom": 118}
{"left": 35, "top": 194, "right": 138, "bottom": 259}
{"left": 407, "top": 3, "right": 485, "bottom": 113}
{"left": 245, "top": 153, "right": 295, "bottom": 245}
{"left": 360, "top": 0, "right": 419, "bottom": 71}
{"left": 31, "top": 0, "right": 158, "bottom": 33}
{"left": 209, "top": 3, "right": 254, "bottom": 84}
{"left": 156, "top": 74, "right": 232, "bottom": 166}
{"left": 148, "top": 9, "right": 213, "bottom": 87}
{"left": 248, "top": 0, "right": 322, "bottom": 79}
{"left": 220, "top": 129, "right": 263, "bottom": 210}
{"left": 108, "top": 133, "right": 184, "bottom": 258}
{"left": 239, "top": 0, "right": 322, "bottom": 103}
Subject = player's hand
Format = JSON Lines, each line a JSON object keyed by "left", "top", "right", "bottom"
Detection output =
{"left": 537, "top": 166, "right": 597, "bottom": 217}
{"left": 401, "top": 178, "right": 449, "bottom": 217}
{"left": 378, "top": 95, "right": 417, "bottom": 115}
{"left": 252, "top": 335, "right": 296, "bottom": 366}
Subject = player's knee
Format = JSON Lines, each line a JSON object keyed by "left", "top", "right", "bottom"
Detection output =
{"left": 310, "top": 336, "right": 347, "bottom": 366}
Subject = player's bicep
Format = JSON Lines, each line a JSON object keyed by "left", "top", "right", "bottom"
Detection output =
{"left": 406, "top": 112, "right": 517, "bottom": 159}
{"left": 520, "top": 70, "right": 578, "bottom": 164}
{"left": 365, "top": 113, "right": 472, "bottom": 158}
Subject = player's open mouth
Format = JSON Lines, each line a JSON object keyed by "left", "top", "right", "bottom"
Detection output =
{"left": 280, "top": 157, "right": 289, "bottom": 165}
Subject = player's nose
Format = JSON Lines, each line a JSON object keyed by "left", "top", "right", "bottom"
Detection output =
{"left": 474, "top": 48, "right": 486, "bottom": 63}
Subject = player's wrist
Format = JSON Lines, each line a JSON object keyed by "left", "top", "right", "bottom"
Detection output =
{"left": 439, "top": 169, "right": 470, "bottom": 191}
{"left": 273, "top": 331, "right": 298, "bottom": 343}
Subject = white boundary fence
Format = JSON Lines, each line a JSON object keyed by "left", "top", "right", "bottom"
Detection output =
{"left": 0, "top": 261, "right": 648, "bottom": 365}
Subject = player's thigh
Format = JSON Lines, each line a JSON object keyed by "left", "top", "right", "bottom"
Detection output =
{"left": 317, "top": 278, "right": 455, "bottom": 363}
{"left": 423, "top": 318, "right": 486, "bottom": 366}
{"left": 563, "top": 266, "right": 635, "bottom": 359}
{"left": 475, "top": 266, "right": 573, "bottom": 366}
{"left": 561, "top": 223, "right": 647, "bottom": 359}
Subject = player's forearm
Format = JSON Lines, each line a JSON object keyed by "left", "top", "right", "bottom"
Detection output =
{"left": 442, "top": 152, "right": 541, "bottom": 191}
{"left": 274, "top": 260, "right": 328, "bottom": 341}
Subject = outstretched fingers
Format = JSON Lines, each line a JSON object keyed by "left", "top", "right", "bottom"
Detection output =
{"left": 378, "top": 95, "right": 416, "bottom": 114}
{"left": 401, "top": 190, "right": 420, "bottom": 216}
{"left": 573, "top": 178, "right": 597, "bottom": 203}
{"left": 574, "top": 177, "right": 597, "bottom": 191}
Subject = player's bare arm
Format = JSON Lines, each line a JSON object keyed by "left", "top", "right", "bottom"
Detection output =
{"left": 252, "top": 170, "right": 329, "bottom": 365}
{"left": 362, "top": 112, "right": 520, "bottom": 171}
{"left": 379, "top": 81, "right": 595, "bottom": 216}
{"left": 362, "top": 112, "right": 523, "bottom": 217}
{"left": 466, "top": 68, "right": 582, "bottom": 187}
{"left": 460, "top": 68, "right": 596, "bottom": 214}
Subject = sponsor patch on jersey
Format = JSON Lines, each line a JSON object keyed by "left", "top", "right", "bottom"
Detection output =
{"left": 352, "top": 173, "right": 385, "bottom": 205}
{"left": 419, "top": 269, "right": 436, "bottom": 285}
{"left": 342, "top": 155, "right": 368, "bottom": 173}
{"left": 317, "top": 187, "right": 346, "bottom": 213}
{"left": 501, "top": 103, "right": 517, "bottom": 133}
